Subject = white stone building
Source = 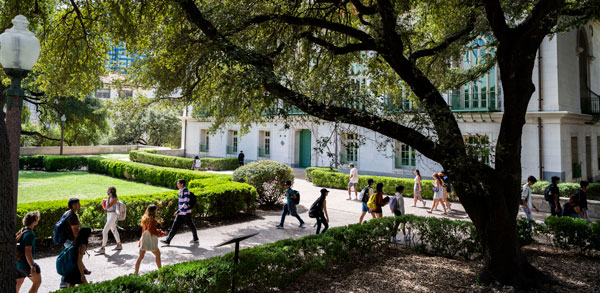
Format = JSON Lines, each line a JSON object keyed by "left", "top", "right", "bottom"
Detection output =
{"left": 180, "top": 23, "right": 600, "bottom": 182}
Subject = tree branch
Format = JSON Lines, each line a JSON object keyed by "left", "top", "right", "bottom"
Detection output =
{"left": 409, "top": 14, "right": 476, "bottom": 62}
{"left": 350, "top": 0, "right": 378, "bottom": 15}
{"left": 21, "top": 130, "right": 61, "bottom": 142}
{"left": 483, "top": 0, "right": 510, "bottom": 42}
{"left": 303, "top": 33, "right": 376, "bottom": 54}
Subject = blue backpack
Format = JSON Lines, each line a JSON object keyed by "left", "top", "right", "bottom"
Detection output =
{"left": 56, "top": 245, "right": 77, "bottom": 276}
{"left": 53, "top": 211, "right": 73, "bottom": 245}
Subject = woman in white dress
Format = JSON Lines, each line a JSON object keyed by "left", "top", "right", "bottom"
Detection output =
{"left": 427, "top": 173, "right": 447, "bottom": 215}
{"left": 134, "top": 204, "right": 166, "bottom": 275}
{"left": 413, "top": 170, "right": 426, "bottom": 207}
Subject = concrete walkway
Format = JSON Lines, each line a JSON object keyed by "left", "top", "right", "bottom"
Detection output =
{"left": 22, "top": 175, "right": 531, "bottom": 292}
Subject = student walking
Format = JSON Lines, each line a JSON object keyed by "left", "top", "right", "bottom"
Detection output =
{"left": 347, "top": 163, "right": 359, "bottom": 200}
{"left": 428, "top": 173, "right": 447, "bottom": 215}
{"left": 238, "top": 151, "right": 245, "bottom": 167}
{"left": 16, "top": 211, "right": 42, "bottom": 293}
{"left": 193, "top": 156, "right": 202, "bottom": 170}
{"left": 63, "top": 227, "right": 92, "bottom": 288}
{"left": 390, "top": 186, "right": 407, "bottom": 242}
{"left": 310, "top": 188, "right": 330, "bottom": 234}
{"left": 440, "top": 171, "right": 452, "bottom": 212}
{"left": 276, "top": 180, "right": 305, "bottom": 228}
{"left": 574, "top": 181, "right": 590, "bottom": 220}
{"left": 413, "top": 170, "right": 425, "bottom": 207}
{"left": 135, "top": 204, "right": 166, "bottom": 275}
{"left": 96, "top": 187, "right": 122, "bottom": 254}
{"left": 369, "top": 183, "right": 387, "bottom": 218}
{"left": 521, "top": 176, "right": 539, "bottom": 221}
{"left": 58, "top": 198, "right": 90, "bottom": 288}
{"left": 544, "top": 176, "right": 562, "bottom": 217}
{"left": 359, "top": 179, "right": 375, "bottom": 224}
{"left": 161, "top": 179, "right": 199, "bottom": 245}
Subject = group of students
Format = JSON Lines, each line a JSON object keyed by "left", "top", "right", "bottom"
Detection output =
{"left": 15, "top": 179, "right": 200, "bottom": 292}
{"left": 521, "top": 175, "right": 591, "bottom": 221}
{"left": 275, "top": 181, "right": 331, "bottom": 234}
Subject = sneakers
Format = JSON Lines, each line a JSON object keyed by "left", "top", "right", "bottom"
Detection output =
{"left": 275, "top": 225, "right": 284, "bottom": 229}
{"left": 299, "top": 222, "right": 305, "bottom": 228}
{"left": 160, "top": 239, "right": 170, "bottom": 246}
{"left": 95, "top": 247, "right": 105, "bottom": 254}
{"left": 354, "top": 197, "right": 358, "bottom": 201}
{"left": 113, "top": 244, "right": 123, "bottom": 250}
{"left": 346, "top": 196, "right": 351, "bottom": 200}
{"left": 190, "top": 239, "right": 199, "bottom": 244}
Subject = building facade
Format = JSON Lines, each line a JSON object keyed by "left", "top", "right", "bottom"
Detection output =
{"left": 180, "top": 23, "right": 600, "bottom": 182}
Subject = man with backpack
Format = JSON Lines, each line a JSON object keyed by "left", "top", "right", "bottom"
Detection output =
{"left": 309, "top": 188, "right": 330, "bottom": 234}
{"left": 573, "top": 181, "right": 590, "bottom": 221}
{"left": 55, "top": 198, "right": 90, "bottom": 289}
{"left": 358, "top": 179, "right": 375, "bottom": 224}
{"left": 161, "top": 179, "right": 199, "bottom": 246}
{"left": 276, "top": 180, "right": 305, "bottom": 229}
{"left": 544, "top": 176, "right": 562, "bottom": 217}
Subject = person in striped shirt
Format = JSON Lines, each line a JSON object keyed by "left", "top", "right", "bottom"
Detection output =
{"left": 160, "top": 179, "right": 199, "bottom": 245}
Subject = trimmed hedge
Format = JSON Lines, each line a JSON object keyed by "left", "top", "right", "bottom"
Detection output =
{"left": 20, "top": 155, "right": 88, "bottom": 171}
{"left": 61, "top": 216, "right": 480, "bottom": 292}
{"left": 129, "top": 150, "right": 238, "bottom": 171}
{"left": 531, "top": 180, "right": 600, "bottom": 201}
{"left": 87, "top": 157, "right": 226, "bottom": 189}
{"left": 310, "top": 169, "right": 435, "bottom": 199}
{"left": 305, "top": 166, "right": 338, "bottom": 182}
{"left": 17, "top": 178, "right": 257, "bottom": 241}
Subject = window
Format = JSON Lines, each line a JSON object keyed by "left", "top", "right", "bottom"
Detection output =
{"left": 233, "top": 130, "right": 238, "bottom": 153}
{"left": 342, "top": 133, "right": 359, "bottom": 163}
{"left": 258, "top": 131, "right": 270, "bottom": 158}
{"left": 118, "top": 89, "right": 133, "bottom": 98}
{"left": 264, "top": 131, "right": 270, "bottom": 156}
{"left": 227, "top": 130, "right": 238, "bottom": 155}
{"left": 95, "top": 88, "right": 111, "bottom": 99}
{"left": 464, "top": 134, "right": 492, "bottom": 165}
{"left": 394, "top": 141, "right": 416, "bottom": 169}
{"left": 199, "top": 129, "right": 209, "bottom": 152}
{"left": 572, "top": 137, "right": 581, "bottom": 179}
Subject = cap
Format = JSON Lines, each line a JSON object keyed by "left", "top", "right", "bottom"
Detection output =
{"left": 320, "top": 188, "right": 329, "bottom": 194}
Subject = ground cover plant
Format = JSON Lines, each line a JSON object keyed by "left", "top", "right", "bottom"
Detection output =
{"left": 17, "top": 170, "right": 171, "bottom": 203}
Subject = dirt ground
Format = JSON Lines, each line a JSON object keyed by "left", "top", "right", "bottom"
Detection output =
{"left": 283, "top": 245, "right": 600, "bottom": 292}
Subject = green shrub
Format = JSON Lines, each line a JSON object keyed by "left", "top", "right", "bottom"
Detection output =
{"left": 19, "top": 155, "right": 88, "bottom": 171}
{"left": 19, "top": 155, "right": 45, "bottom": 170}
{"left": 310, "top": 169, "right": 435, "bottom": 199}
{"left": 129, "top": 150, "right": 238, "bottom": 171}
{"left": 305, "top": 166, "right": 338, "bottom": 182}
{"left": 233, "top": 160, "right": 294, "bottom": 206}
{"left": 87, "top": 157, "right": 222, "bottom": 188}
{"left": 17, "top": 178, "right": 256, "bottom": 240}
{"left": 531, "top": 181, "right": 591, "bottom": 199}
{"left": 516, "top": 217, "right": 536, "bottom": 247}
{"left": 544, "top": 216, "right": 590, "bottom": 252}
{"left": 590, "top": 221, "right": 600, "bottom": 251}
{"left": 140, "top": 149, "right": 158, "bottom": 153}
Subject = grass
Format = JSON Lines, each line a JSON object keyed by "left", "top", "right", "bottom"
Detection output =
{"left": 18, "top": 170, "right": 172, "bottom": 203}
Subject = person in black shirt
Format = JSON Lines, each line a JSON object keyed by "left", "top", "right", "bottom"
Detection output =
{"left": 546, "top": 176, "right": 562, "bottom": 217}
{"left": 574, "top": 181, "right": 589, "bottom": 220}
{"left": 238, "top": 151, "right": 245, "bottom": 167}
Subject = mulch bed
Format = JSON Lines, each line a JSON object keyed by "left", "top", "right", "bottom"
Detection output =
{"left": 283, "top": 245, "right": 600, "bottom": 292}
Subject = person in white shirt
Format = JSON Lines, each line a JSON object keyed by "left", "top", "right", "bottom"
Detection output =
{"left": 521, "top": 176, "right": 539, "bottom": 222}
{"left": 347, "top": 163, "right": 359, "bottom": 200}
{"left": 390, "top": 185, "right": 407, "bottom": 241}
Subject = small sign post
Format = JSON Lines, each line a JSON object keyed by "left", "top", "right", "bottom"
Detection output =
{"left": 215, "top": 232, "right": 259, "bottom": 293}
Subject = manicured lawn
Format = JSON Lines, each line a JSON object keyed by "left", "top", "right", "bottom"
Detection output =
{"left": 18, "top": 170, "right": 172, "bottom": 203}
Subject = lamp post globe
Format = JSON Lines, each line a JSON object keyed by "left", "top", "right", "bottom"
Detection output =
{"left": 0, "top": 15, "right": 40, "bottom": 99}
{"left": 61, "top": 114, "right": 66, "bottom": 122}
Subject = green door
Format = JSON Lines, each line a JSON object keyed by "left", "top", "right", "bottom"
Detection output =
{"left": 299, "top": 129, "right": 311, "bottom": 168}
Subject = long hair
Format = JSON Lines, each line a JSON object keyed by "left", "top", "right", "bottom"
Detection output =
{"left": 108, "top": 186, "right": 117, "bottom": 198}
{"left": 74, "top": 227, "right": 92, "bottom": 247}
{"left": 376, "top": 183, "right": 384, "bottom": 194}
{"left": 414, "top": 169, "right": 421, "bottom": 177}
{"left": 141, "top": 204, "right": 158, "bottom": 227}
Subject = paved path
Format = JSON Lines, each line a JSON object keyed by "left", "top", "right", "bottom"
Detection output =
{"left": 22, "top": 174, "right": 554, "bottom": 292}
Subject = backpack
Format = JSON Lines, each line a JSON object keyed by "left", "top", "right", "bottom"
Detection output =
{"left": 308, "top": 198, "right": 324, "bottom": 218}
{"left": 360, "top": 186, "right": 371, "bottom": 203}
{"left": 56, "top": 245, "right": 77, "bottom": 276}
{"left": 53, "top": 211, "right": 74, "bottom": 245}
{"left": 15, "top": 228, "right": 31, "bottom": 262}
{"left": 116, "top": 201, "right": 127, "bottom": 221}
{"left": 367, "top": 193, "right": 378, "bottom": 210}
{"left": 188, "top": 191, "right": 197, "bottom": 209}
{"left": 544, "top": 185, "right": 553, "bottom": 202}
{"left": 292, "top": 190, "right": 300, "bottom": 205}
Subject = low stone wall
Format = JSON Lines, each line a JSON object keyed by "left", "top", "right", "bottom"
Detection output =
{"left": 20, "top": 145, "right": 179, "bottom": 156}
{"left": 155, "top": 149, "right": 185, "bottom": 157}
{"left": 532, "top": 194, "right": 599, "bottom": 218}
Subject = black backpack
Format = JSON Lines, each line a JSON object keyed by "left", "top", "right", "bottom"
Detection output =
{"left": 360, "top": 186, "right": 371, "bottom": 203}
{"left": 544, "top": 185, "right": 553, "bottom": 202}
{"left": 308, "top": 198, "right": 323, "bottom": 218}
{"left": 292, "top": 190, "right": 300, "bottom": 205}
{"left": 53, "top": 211, "right": 73, "bottom": 245}
{"left": 188, "top": 191, "right": 197, "bottom": 209}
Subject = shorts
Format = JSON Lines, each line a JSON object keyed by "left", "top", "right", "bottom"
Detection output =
{"left": 371, "top": 207, "right": 383, "bottom": 214}
{"left": 16, "top": 263, "right": 40, "bottom": 279}
{"left": 348, "top": 182, "right": 358, "bottom": 188}
{"left": 361, "top": 202, "right": 370, "bottom": 213}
